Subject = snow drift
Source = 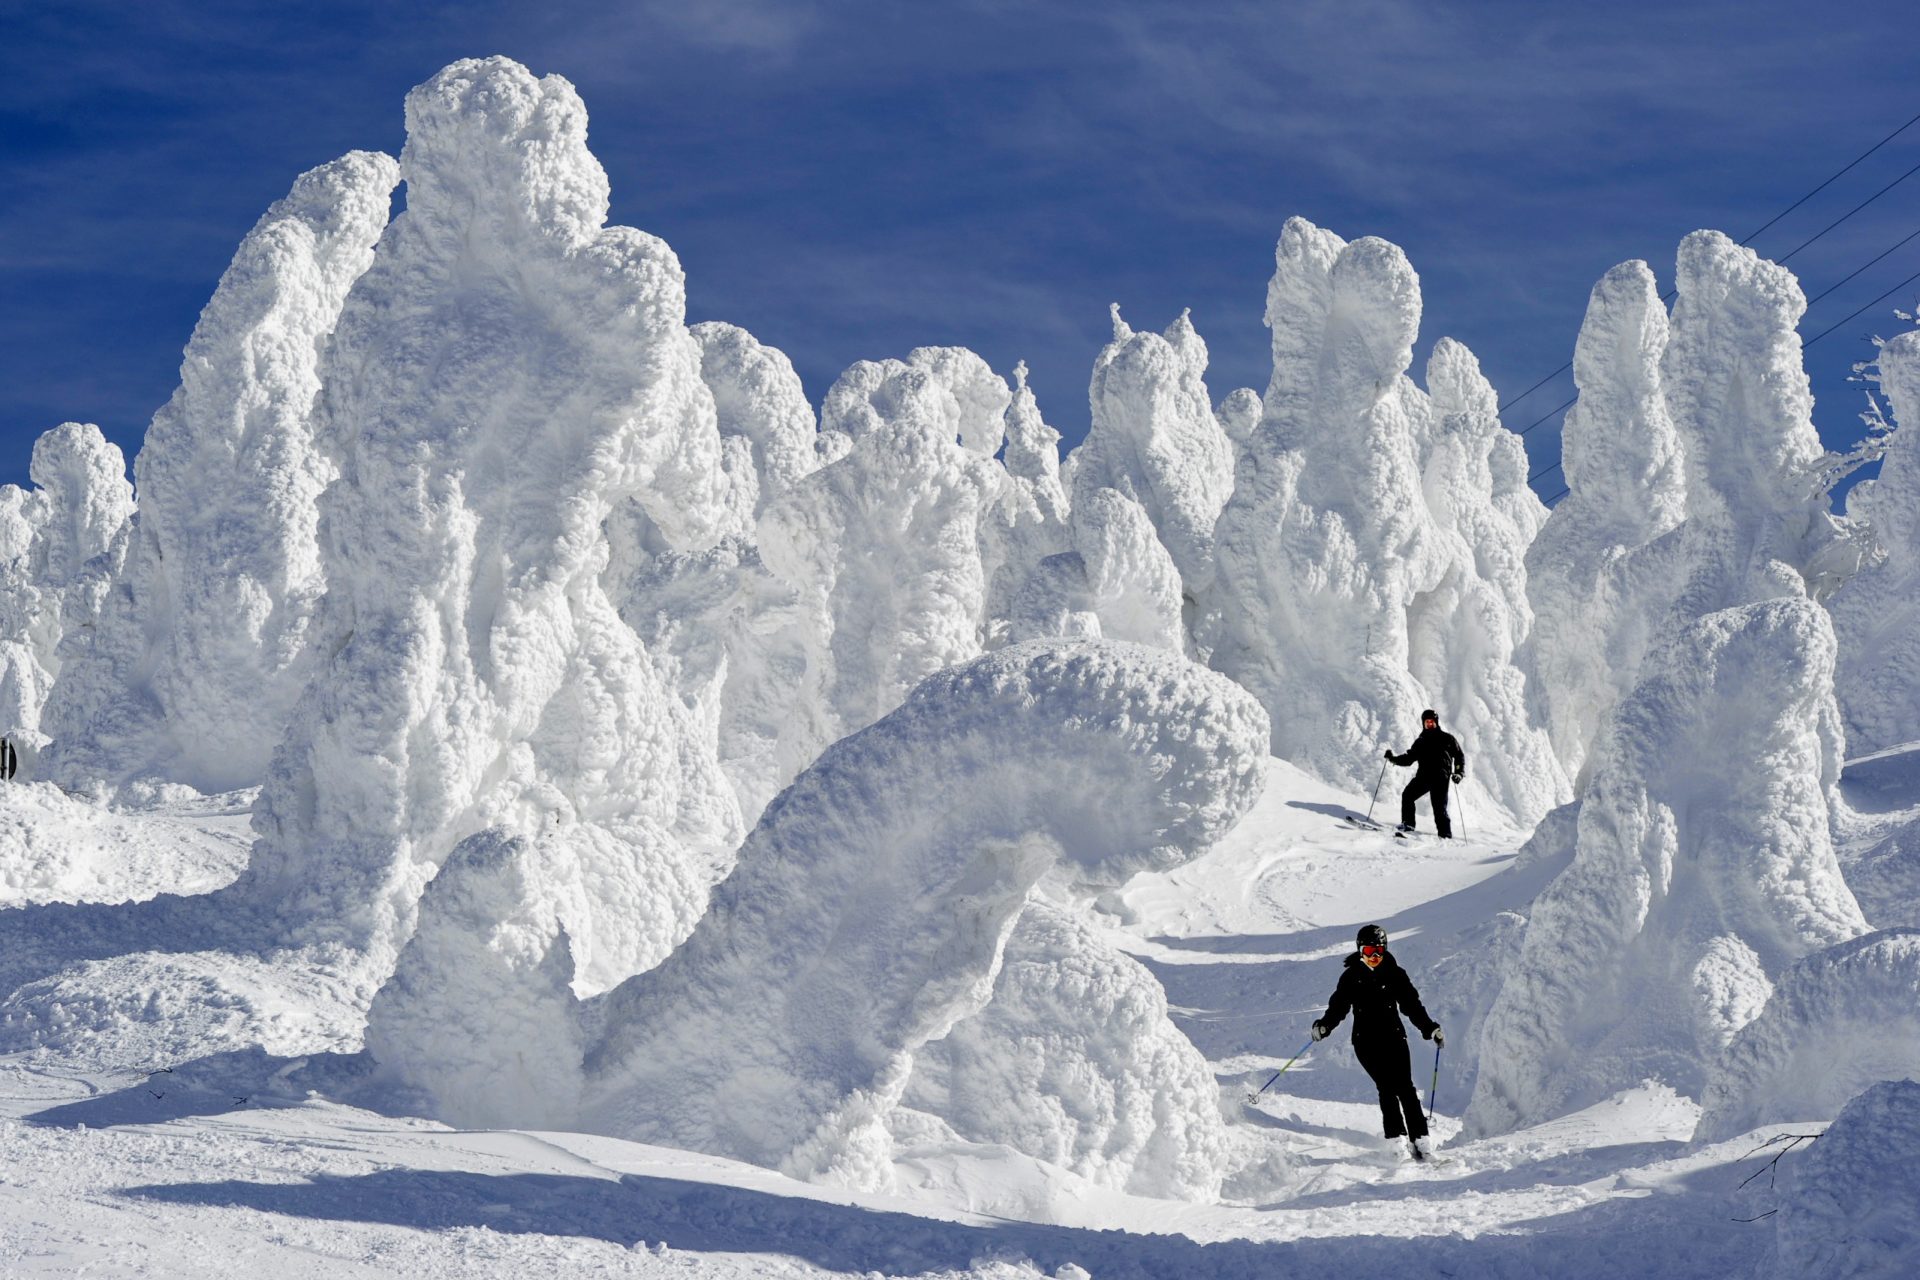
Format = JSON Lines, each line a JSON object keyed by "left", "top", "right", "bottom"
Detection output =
{"left": 1767, "top": 1078, "right": 1920, "bottom": 1280}
{"left": 1695, "top": 929, "right": 1920, "bottom": 1142}
{"left": 371, "top": 641, "right": 1267, "bottom": 1195}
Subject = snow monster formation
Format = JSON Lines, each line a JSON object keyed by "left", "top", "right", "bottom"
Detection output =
{"left": 1468, "top": 233, "right": 1872, "bottom": 1137}
{"left": 902, "top": 895, "right": 1229, "bottom": 1200}
{"left": 42, "top": 153, "right": 398, "bottom": 795}
{"left": 1832, "top": 329, "right": 1920, "bottom": 755}
{"left": 1072, "top": 306, "right": 1233, "bottom": 606}
{"left": 1204, "top": 217, "right": 1564, "bottom": 824}
{"left": 1694, "top": 928, "right": 1920, "bottom": 1142}
{"left": 238, "top": 58, "right": 743, "bottom": 997}
{"left": 1523, "top": 261, "right": 1688, "bottom": 789}
{"left": 368, "top": 641, "right": 1269, "bottom": 1197}
{"left": 759, "top": 352, "right": 1003, "bottom": 737}
{"left": 0, "top": 424, "right": 133, "bottom": 765}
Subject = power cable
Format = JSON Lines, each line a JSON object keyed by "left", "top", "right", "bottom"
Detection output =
{"left": 1774, "top": 155, "right": 1920, "bottom": 266}
{"left": 1802, "top": 264, "right": 1920, "bottom": 348}
{"left": 1805, "top": 222, "right": 1920, "bottom": 308}
{"left": 1735, "top": 106, "right": 1920, "bottom": 245}
{"left": 1498, "top": 106, "right": 1920, "bottom": 415}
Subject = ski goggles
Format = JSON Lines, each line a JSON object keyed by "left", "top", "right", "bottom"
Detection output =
{"left": 1360, "top": 945, "right": 1387, "bottom": 958}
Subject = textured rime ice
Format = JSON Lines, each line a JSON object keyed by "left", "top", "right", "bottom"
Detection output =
{"left": 762, "top": 356, "right": 1001, "bottom": 736}
{"left": 564, "top": 642, "right": 1267, "bottom": 1190}
{"left": 1073, "top": 307, "right": 1232, "bottom": 597}
{"left": 1205, "top": 222, "right": 1435, "bottom": 792}
{"left": 904, "top": 896, "right": 1229, "bottom": 1200}
{"left": 691, "top": 321, "right": 821, "bottom": 512}
{"left": 1768, "top": 1078, "right": 1920, "bottom": 1280}
{"left": 240, "top": 58, "right": 741, "bottom": 994}
{"left": 1833, "top": 330, "right": 1920, "bottom": 754}
{"left": 980, "top": 362, "right": 1073, "bottom": 636}
{"left": 1412, "top": 339, "right": 1564, "bottom": 820}
{"left": 1662, "top": 231, "right": 1863, "bottom": 619}
{"left": 1524, "top": 262, "right": 1688, "bottom": 788}
{"left": 1694, "top": 930, "right": 1920, "bottom": 1142}
{"left": 43, "top": 154, "right": 397, "bottom": 794}
{"left": 1205, "top": 218, "right": 1560, "bottom": 822}
{"left": 1467, "top": 598, "right": 1868, "bottom": 1136}
{"left": 0, "top": 425, "right": 132, "bottom": 757}
{"left": 1069, "top": 486, "right": 1185, "bottom": 652}
{"left": 365, "top": 829, "right": 589, "bottom": 1129}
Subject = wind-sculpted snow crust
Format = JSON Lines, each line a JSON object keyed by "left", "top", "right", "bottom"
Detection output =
{"left": 44, "top": 153, "right": 397, "bottom": 794}
{"left": 1468, "top": 598, "right": 1867, "bottom": 1136}
{"left": 1695, "top": 929, "right": 1920, "bottom": 1143}
{"left": 374, "top": 641, "right": 1266, "bottom": 1194}
{"left": 903, "top": 896, "right": 1229, "bottom": 1200}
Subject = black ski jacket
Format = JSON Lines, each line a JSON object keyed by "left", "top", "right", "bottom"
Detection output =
{"left": 1389, "top": 726, "right": 1464, "bottom": 781}
{"left": 1315, "top": 952, "right": 1439, "bottom": 1045}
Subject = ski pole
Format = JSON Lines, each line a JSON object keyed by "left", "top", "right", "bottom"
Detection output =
{"left": 1246, "top": 1038, "right": 1315, "bottom": 1104}
{"left": 1457, "top": 780, "right": 1468, "bottom": 839}
{"left": 1364, "top": 759, "right": 1388, "bottom": 825}
{"left": 1428, "top": 1042, "right": 1442, "bottom": 1123}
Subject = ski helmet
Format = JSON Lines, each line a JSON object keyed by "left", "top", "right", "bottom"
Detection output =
{"left": 1357, "top": 924, "right": 1389, "bottom": 949}
{"left": 1420, "top": 709, "right": 1439, "bottom": 724}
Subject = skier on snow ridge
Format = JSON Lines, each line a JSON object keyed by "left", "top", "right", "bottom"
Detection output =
{"left": 1312, "top": 923, "right": 1444, "bottom": 1161}
{"left": 1384, "top": 708, "right": 1464, "bottom": 838}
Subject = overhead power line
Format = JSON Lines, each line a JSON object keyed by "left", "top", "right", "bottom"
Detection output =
{"left": 1805, "top": 222, "right": 1920, "bottom": 307}
{"left": 1802, "top": 264, "right": 1920, "bottom": 348}
{"left": 1775, "top": 156, "right": 1920, "bottom": 265}
{"left": 1500, "top": 105, "right": 1920, "bottom": 417}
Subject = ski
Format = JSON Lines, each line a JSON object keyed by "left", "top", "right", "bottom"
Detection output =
{"left": 1339, "top": 815, "right": 1385, "bottom": 832}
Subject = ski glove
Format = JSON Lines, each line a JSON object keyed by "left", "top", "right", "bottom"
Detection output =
{"left": 1383, "top": 749, "right": 1394, "bottom": 760}
{"left": 1310, "top": 1022, "right": 1329, "bottom": 1042}
{"left": 1430, "top": 1027, "right": 1445, "bottom": 1047}
{"left": 1451, "top": 770, "right": 1463, "bottom": 784}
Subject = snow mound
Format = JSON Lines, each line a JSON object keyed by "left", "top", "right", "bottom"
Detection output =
{"left": 1834, "top": 329, "right": 1920, "bottom": 755}
{"left": 1523, "top": 260, "right": 1687, "bottom": 788}
{"left": 1695, "top": 929, "right": 1920, "bottom": 1142}
{"left": 0, "top": 423, "right": 132, "bottom": 759}
{"left": 238, "top": 57, "right": 742, "bottom": 997}
{"left": 546, "top": 641, "right": 1268, "bottom": 1191}
{"left": 1468, "top": 597, "right": 1868, "bottom": 1136}
{"left": 981, "top": 362, "right": 1073, "bottom": 639}
{"left": 905, "top": 896, "right": 1229, "bottom": 1200}
{"left": 43, "top": 152, "right": 396, "bottom": 794}
{"left": 0, "top": 782, "right": 251, "bottom": 907}
{"left": 1769, "top": 1078, "right": 1920, "bottom": 1280}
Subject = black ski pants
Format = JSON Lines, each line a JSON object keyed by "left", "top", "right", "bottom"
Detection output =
{"left": 1354, "top": 1034, "right": 1427, "bottom": 1140}
{"left": 1401, "top": 773, "right": 1452, "bottom": 838}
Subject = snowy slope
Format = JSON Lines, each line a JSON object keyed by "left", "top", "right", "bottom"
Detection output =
{"left": 0, "top": 763, "right": 1830, "bottom": 1278}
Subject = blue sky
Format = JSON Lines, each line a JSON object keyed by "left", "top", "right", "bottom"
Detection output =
{"left": 3, "top": 0, "right": 1918, "bottom": 499}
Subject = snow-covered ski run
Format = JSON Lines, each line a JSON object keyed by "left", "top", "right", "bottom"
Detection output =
{"left": 1, "top": 754, "right": 1909, "bottom": 1277}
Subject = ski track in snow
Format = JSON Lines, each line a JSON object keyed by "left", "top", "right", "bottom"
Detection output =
{"left": 0, "top": 759, "right": 1820, "bottom": 1278}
